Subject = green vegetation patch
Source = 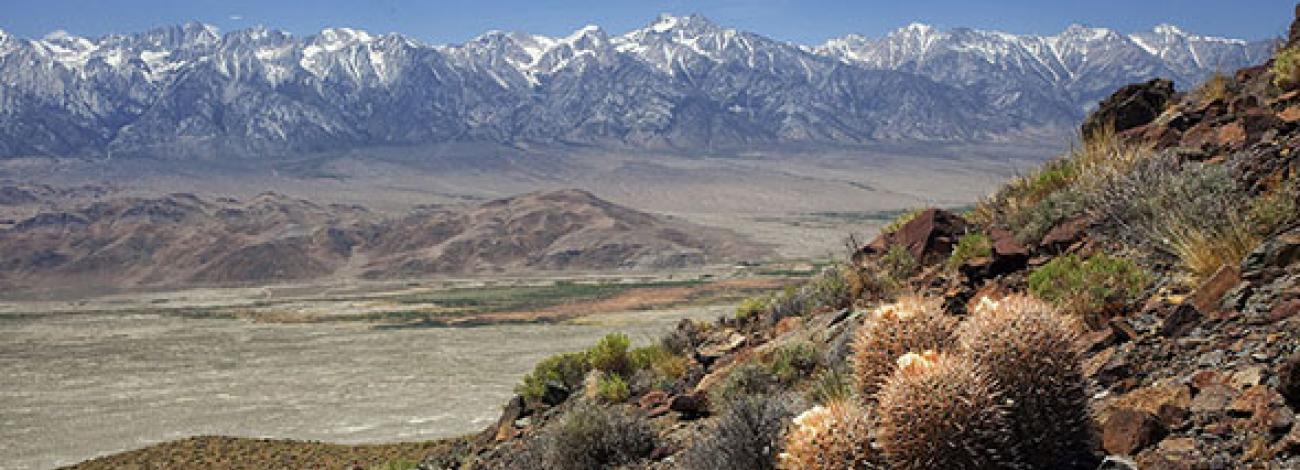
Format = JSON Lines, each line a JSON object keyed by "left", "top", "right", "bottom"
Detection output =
{"left": 1028, "top": 253, "right": 1149, "bottom": 323}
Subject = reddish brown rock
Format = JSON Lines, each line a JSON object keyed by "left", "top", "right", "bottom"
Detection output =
{"left": 1270, "top": 299, "right": 1300, "bottom": 323}
{"left": 1190, "top": 385, "right": 1238, "bottom": 414}
{"left": 1188, "top": 265, "right": 1240, "bottom": 314}
{"left": 1103, "top": 408, "right": 1164, "bottom": 455}
{"left": 639, "top": 390, "right": 669, "bottom": 409}
{"left": 1279, "top": 105, "right": 1300, "bottom": 123}
{"left": 855, "top": 208, "right": 968, "bottom": 266}
{"left": 1281, "top": 353, "right": 1300, "bottom": 408}
{"left": 1230, "top": 385, "right": 1294, "bottom": 433}
{"left": 1083, "top": 78, "right": 1176, "bottom": 137}
{"left": 1180, "top": 122, "right": 1217, "bottom": 149}
{"left": 669, "top": 392, "right": 710, "bottom": 418}
{"left": 1040, "top": 216, "right": 1091, "bottom": 252}
{"left": 1215, "top": 121, "right": 1248, "bottom": 148}
{"left": 1112, "top": 382, "right": 1193, "bottom": 428}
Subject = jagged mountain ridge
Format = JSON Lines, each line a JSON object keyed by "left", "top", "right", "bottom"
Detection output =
{"left": 0, "top": 15, "right": 1271, "bottom": 159}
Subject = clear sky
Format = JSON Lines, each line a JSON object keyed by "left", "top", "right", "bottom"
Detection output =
{"left": 0, "top": 0, "right": 1293, "bottom": 44}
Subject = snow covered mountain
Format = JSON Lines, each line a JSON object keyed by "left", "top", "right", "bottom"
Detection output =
{"left": 0, "top": 15, "right": 1272, "bottom": 159}
{"left": 817, "top": 22, "right": 1272, "bottom": 122}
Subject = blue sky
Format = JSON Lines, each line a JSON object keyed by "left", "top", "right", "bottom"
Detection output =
{"left": 0, "top": 0, "right": 1292, "bottom": 44}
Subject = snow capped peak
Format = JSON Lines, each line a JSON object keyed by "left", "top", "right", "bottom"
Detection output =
{"left": 639, "top": 13, "right": 722, "bottom": 36}
{"left": 903, "top": 22, "right": 938, "bottom": 35}
{"left": 318, "top": 27, "right": 374, "bottom": 45}
{"left": 1153, "top": 23, "right": 1187, "bottom": 36}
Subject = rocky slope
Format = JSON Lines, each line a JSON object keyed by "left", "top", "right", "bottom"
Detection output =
{"left": 0, "top": 189, "right": 765, "bottom": 292}
{"left": 0, "top": 15, "right": 1268, "bottom": 159}
{"left": 387, "top": 7, "right": 1300, "bottom": 470}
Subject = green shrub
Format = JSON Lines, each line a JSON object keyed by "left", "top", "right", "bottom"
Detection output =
{"left": 516, "top": 351, "right": 590, "bottom": 403}
{"left": 1028, "top": 254, "right": 1149, "bottom": 323}
{"left": 735, "top": 296, "right": 770, "bottom": 321}
{"left": 806, "top": 366, "right": 855, "bottom": 404}
{"left": 768, "top": 341, "right": 821, "bottom": 384}
{"left": 1274, "top": 46, "right": 1300, "bottom": 90}
{"left": 368, "top": 459, "right": 418, "bottom": 470}
{"left": 1195, "top": 72, "right": 1233, "bottom": 103}
{"left": 587, "top": 333, "right": 632, "bottom": 376}
{"left": 1089, "top": 154, "right": 1257, "bottom": 282}
{"left": 715, "top": 363, "right": 778, "bottom": 408}
{"left": 880, "top": 245, "right": 919, "bottom": 284}
{"left": 596, "top": 373, "right": 631, "bottom": 403}
{"left": 1248, "top": 184, "right": 1299, "bottom": 236}
{"left": 630, "top": 344, "right": 688, "bottom": 384}
{"left": 536, "top": 403, "right": 655, "bottom": 469}
{"left": 947, "top": 233, "right": 992, "bottom": 268}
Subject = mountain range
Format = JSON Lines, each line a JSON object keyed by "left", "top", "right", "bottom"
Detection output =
{"left": 0, "top": 14, "right": 1273, "bottom": 159}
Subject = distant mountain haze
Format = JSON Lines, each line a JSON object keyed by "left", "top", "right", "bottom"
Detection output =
{"left": 0, "top": 14, "right": 1272, "bottom": 159}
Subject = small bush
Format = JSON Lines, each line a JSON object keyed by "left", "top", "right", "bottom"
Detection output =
{"left": 1027, "top": 254, "right": 1149, "bottom": 323}
{"left": 536, "top": 403, "right": 655, "bottom": 469}
{"left": 946, "top": 233, "right": 991, "bottom": 268}
{"left": 661, "top": 319, "right": 703, "bottom": 355}
{"left": 768, "top": 341, "right": 821, "bottom": 384}
{"left": 1165, "top": 213, "right": 1260, "bottom": 282}
{"left": 630, "top": 344, "right": 688, "bottom": 385}
{"left": 1248, "top": 184, "right": 1299, "bottom": 237}
{"left": 595, "top": 373, "right": 630, "bottom": 403}
{"left": 588, "top": 333, "right": 632, "bottom": 376}
{"left": 736, "top": 296, "right": 771, "bottom": 321}
{"left": 679, "top": 394, "right": 797, "bottom": 470}
{"left": 1195, "top": 72, "right": 1233, "bottom": 103}
{"left": 516, "top": 352, "right": 590, "bottom": 403}
{"left": 1274, "top": 46, "right": 1300, "bottom": 90}
{"left": 368, "top": 459, "right": 418, "bottom": 470}
{"left": 715, "top": 363, "right": 778, "bottom": 408}
{"left": 879, "top": 245, "right": 919, "bottom": 284}
{"left": 779, "top": 399, "right": 878, "bottom": 470}
{"left": 806, "top": 366, "right": 854, "bottom": 404}
{"left": 1089, "top": 154, "right": 1257, "bottom": 282}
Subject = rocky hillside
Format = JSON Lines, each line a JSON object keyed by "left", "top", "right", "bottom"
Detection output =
{"left": 0, "top": 189, "right": 764, "bottom": 292}
{"left": 0, "top": 15, "right": 1267, "bottom": 159}
{"left": 391, "top": 6, "right": 1300, "bottom": 470}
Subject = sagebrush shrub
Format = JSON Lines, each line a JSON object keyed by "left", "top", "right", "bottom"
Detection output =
{"left": 679, "top": 394, "right": 798, "bottom": 470}
{"left": 588, "top": 333, "right": 632, "bottom": 376}
{"left": 768, "top": 341, "right": 821, "bottom": 384}
{"left": 516, "top": 352, "right": 590, "bottom": 403}
{"left": 536, "top": 403, "right": 655, "bottom": 469}
{"left": 1274, "top": 46, "right": 1300, "bottom": 90}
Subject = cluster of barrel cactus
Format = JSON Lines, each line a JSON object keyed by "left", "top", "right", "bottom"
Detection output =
{"left": 785, "top": 293, "right": 1095, "bottom": 469}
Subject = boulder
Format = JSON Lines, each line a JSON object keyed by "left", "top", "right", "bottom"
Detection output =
{"left": 669, "top": 392, "right": 710, "bottom": 419}
{"left": 1082, "top": 79, "right": 1176, "bottom": 138}
{"left": 1282, "top": 353, "right": 1300, "bottom": 409}
{"left": 1187, "top": 265, "right": 1240, "bottom": 314}
{"left": 1040, "top": 215, "right": 1091, "bottom": 252}
{"left": 1102, "top": 408, "right": 1164, "bottom": 455}
{"left": 856, "top": 208, "right": 968, "bottom": 266}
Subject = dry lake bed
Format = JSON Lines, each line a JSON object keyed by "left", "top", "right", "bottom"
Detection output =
{"left": 0, "top": 301, "right": 728, "bottom": 470}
